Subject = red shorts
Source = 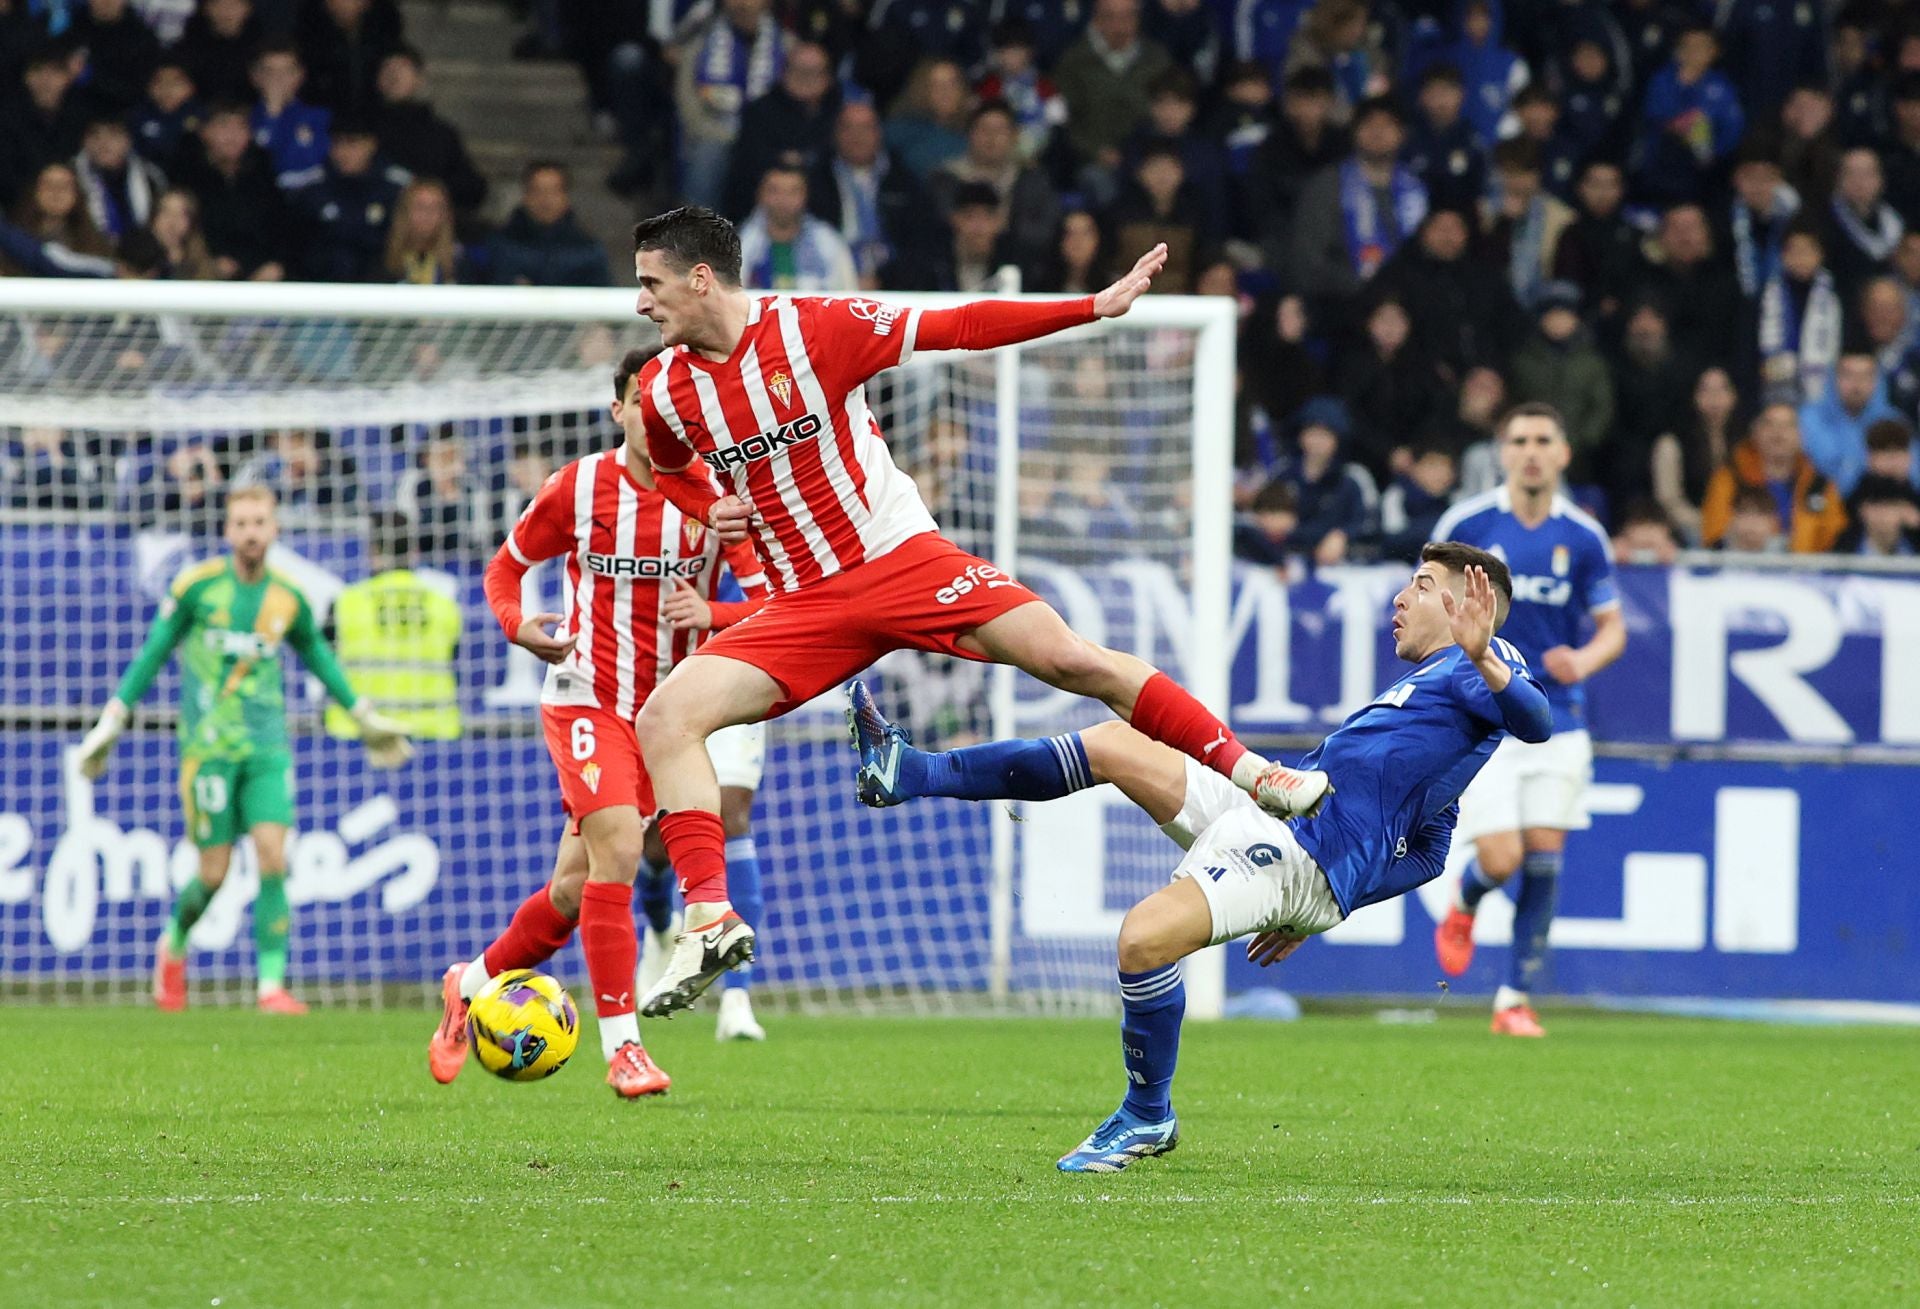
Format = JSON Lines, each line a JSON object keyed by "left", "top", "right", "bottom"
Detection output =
{"left": 541, "top": 704, "right": 656, "bottom": 831}
{"left": 698, "top": 532, "right": 1042, "bottom": 714}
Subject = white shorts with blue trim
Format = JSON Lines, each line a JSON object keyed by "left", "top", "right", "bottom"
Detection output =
{"left": 706, "top": 721, "right": 766, "bottom": 792}
{"left": 1453, "top": 728, "right": 1592, "bottom": 844}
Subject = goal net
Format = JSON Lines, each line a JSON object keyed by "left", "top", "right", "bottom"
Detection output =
{"left": 0, "top": 280, "right": 1233, "bottom": 1016}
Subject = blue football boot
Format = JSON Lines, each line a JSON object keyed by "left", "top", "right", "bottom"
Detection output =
{"left": 1056, "top": 1106, "right": 1181, "bottom": 1173}
{"left": 846, "top": 679, "right": 914, "bottom": 808}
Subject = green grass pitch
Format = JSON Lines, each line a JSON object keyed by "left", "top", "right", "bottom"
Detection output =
{"left": 5, "top": 1005, "right": 1916, "bottom": 1306}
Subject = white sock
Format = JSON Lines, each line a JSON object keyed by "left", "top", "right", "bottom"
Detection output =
{"left": 683, "top": 899, "right": 732, "bottom": 932}
{"left": 599, "top": 1011, "right": 640, "bottom": 1062}
{"left": 459, "top": 955, "right": 491, "bottom": 1001}
{"left": 1494, "top": 985, "right": 1528, "bottom": 1011}
{"left": 1229, "top": 751, "right": 1273, "bottom": 791}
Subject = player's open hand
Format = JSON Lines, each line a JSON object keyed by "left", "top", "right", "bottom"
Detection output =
{"left": 514, "top": 612, "right": 576, "bottom": 665}
{"left": 710, "top": 494, "right": 753, "bottom": 546}
{"left": 1092, "top": 243, "right": 1168, "bottom": 319}
{"left": 1542, "top": 645, "right": 1583, "bottom": 684}
{"left": 664, "top": 577, "right": 714, "bottom": 631}
{"left": 1440, "top": 563, "right": 1497, "bottom": 662}
{"left": 1245, "top": 930, "right": 1308, "bottom": 968}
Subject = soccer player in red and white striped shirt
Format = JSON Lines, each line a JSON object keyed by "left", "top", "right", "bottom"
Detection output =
{"left": 427, "top": 346, "right": 769, "bottom": 1097}
{"left": 625, "top": 208, "right": 1331, "bottom": 1016}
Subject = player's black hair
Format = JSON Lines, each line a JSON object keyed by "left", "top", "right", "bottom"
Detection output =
{"left": 1420, "top": 541, "right": 1514, "bottom": 628}
{"left": 632, "top": 206, "right": 743, "bottom": 285}
{"left": 1497, "top": 401, "right": 1568, "bottom": 442}
{"left": 613, "top": 344, "right": 663, "bottom": 401}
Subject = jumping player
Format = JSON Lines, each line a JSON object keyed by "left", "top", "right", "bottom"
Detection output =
{"left": 1428, "top": 404, "right": 1626, "bottom": 1037}
{"left": 427, "top": 347, "right": 769, "bottom": 1097}
{"left": 623, "top": 208, "right": 1330, "bottom": 1017}
{"left": 77, "top": 485, "right": 414, "bottom": 1014}
{"left": 848, "top": 544, "right": 1551, "bottom": 1171}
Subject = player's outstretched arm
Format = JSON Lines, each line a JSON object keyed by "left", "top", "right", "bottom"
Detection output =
{"left": 81, "top": 584, "right": 196, "bottom": 778}
{"left": 1445, "top": 566, "right": 1551, "bottom": 743}
{"left": 1092, "top": 243, "right": 1170, "bottom": 319}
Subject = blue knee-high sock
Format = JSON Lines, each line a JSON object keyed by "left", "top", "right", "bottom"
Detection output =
{"left": 721, "top": 836, "right": 762, "bottom": 991}
{"left": 1117, "top": 964, "right": 1184, "bottom": 1121}
{"left": 636, "top": 858, "right": 676, "bottom": 935}
{"left": 900, "top": 732, "right": 1092, "bottom": 802}
{"left": 1506, "top": 850, "right": 1562, "bottom": 994}
{"left": 1456, "top": 857, "right": 1500, "bottom": 912}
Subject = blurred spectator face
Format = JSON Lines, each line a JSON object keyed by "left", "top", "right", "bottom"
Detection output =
{"left": 1226, "top": 67, "right": 1270, "bottom": 108}
{"left": 1895, "top": 92, "right": 1920, "bottom": 142}
{"left": 1091, "top": 0, "right": 1140, "bottom": 50}
{"left": 755, "top": 168, "right": 808, "bottom": 228}
{"left": 330, "top": 130, "right": 376, "bottom": 175}
{"left": 1754, "top": 403, "right": 1802, "bottom": 462}
{"left": 201, "top": 111, "right": 251, "bottom": 167}
{"left": 1299, "top": 422, "right": 1339, "bottom": 466}
{"left": 1898, "top": 232, "right": 1920, "bottom": 286}
{"left": 206, "top": 0, "right": 249, "bottom": 37}
{"left": 1837, "top": 149, "right": 1885, "bottom": 210}
{"left": 1728, "top": 500, "right": 1781, "bottom": 551}
{"left": 32, "top": 165, "right": 80, "bottom": 222}
{"left": 377, "top": 51, "right": 423, "bottom": 102}
{"left": 782, "top": 43, "right": 832, "bottom": 107}
{"left": 1137, "top": 153, "right": 1183, "bottom": 208}
{"left": 273, "top": 428, "right": 317, "bottom": 476}
{"left": 1835, "top": 354, "right": 1879, "bottom": 411}
{"left": 1569, "top": 39, "right": 1608, "bottom": 84}
{"left": 1410, "top": 448, "right": 1456, "bottom": 496}
{"left": 1861, "top": 494, "right": 1919, "bottom": 549}
{"left": 1869, "top": 438, "right": 1914, "bottom": 481}
{"left": 1674, "top": 29, "right": 1716, "bottom": 78}
{"left": 1195, "top": 261, "right": 1237, "bottom": 297}
{"left": 1418, "top": 75, "right": 1464, "bottom": 127}
{"left": 252, "top": 50, "right": 303, "bottom": 104}
{"left": 1515, "top": 92, "right": 1556, "bottom": 139}
{"left": 1368, "top": 300, "right": 1410, "bottom": 353}
{"left": 25, "top": 57, "right": 72, "bottom": 109}
{"left": 1353, "top": 109, "right": 1402, "bottom": 164}
{"left": 1148, "top": 87, "right": 1196, "bottom": 136}
{"left": 835, "top": 102, "right": 882, "bottom": 166}
{"left": 1253, "top": 502, "right": 1298, "bottom": 542}
{"left": 1461, "top": 366, "right": 1505, "bottom": 424}
{"left": 1782, "top": 86, "right": 1832, "bottom": 138}
{"left": 152, "top": 190, "right": 196, "bottom": 247}
{"left": 1420, "top": 210, "right": 1468, "bottom": 261}
{"left": 1499, "top": 161, "right": 1540, "bottom": 206}
{"left": 324, "top": 0, "right": 369, "bottom": 29}
{"left": 923, "top": 61, "right": 968, "bottom": 122}
{"left": 1833, "top": 20, "right": 1868, "bottom": 76}
{"left": 952, "top": 201, "right": 1005, "bottom": 259}
{"left": 721, "top": 0, "right": 768, "bottom": 27}
{"left": 406, "top": 182, "right": 450, "bottom": 238}
{"left": 989, "top": 34, "right": 1034, "bottom": 77}
{"left": 89, "top": 0, "right": 128, "bottom": 18}
{"left": 1540, "top": 306, "right": 1579, "bottom": 343}
{"left": 82, "top": 120, "right": 132, "bottom": 171}
{"left": 968, "top": 108, "right": 1017, "bottom": 168}
{"left": 1576, "top": 162, "right": 1624, "bottom": 217}
{"left": 523, "top": 167, "right": 570, "bottom": 224}
{"left": 425, "top": 436, "right": 465, "bottom": 485}
{"left": 1625, "top": 303, "right": 1669, "bottom": 359}
{"left": 1900, "top": 33, "right": 1920, "bottom": 72}
{"left": 509, "top": 446, "right": 552, "bottom": 497}
{"left": 1282, "top": 82, "right": 1332, "bottom": 134}
{"left": 149, "top": 64, "right": 194, "bottom": 112}
{"left": 1661, "top": 206, "right": 1711, "bottom": 266}
{"left": 1060, "top": 211, "right": 1100, "bottom": 271}
{"left": 1694, "top": 367, "right": 1736, "bottom": 424}
{"left": 1462, "top": 2, "right": 1491, "bottom": 43}
{"left": 1615, "top": 517, "right": 1679, "bottom": 564}
{"left": 1732, "top": 157, "right": 1783, "bottom": 211}
{"left": 1780, "top": 230, "right": 1823, "bottom": 280}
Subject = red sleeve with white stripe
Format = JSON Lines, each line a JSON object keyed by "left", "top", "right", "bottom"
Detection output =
{"left": 484, "top": 464, "right": 577, "bottom": 640}
{"left": 706, "top": 538, "right": 772, "bottom": 631}
{"left": 806, "top": 294, "right": 1098, "bottom": 389}
{"left": 637, "top": 373, "right": 724, "bottom": 521}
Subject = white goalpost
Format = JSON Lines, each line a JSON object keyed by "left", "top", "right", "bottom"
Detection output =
{"left": 0, "top": 278, "right": 1234, "bottom": 1018}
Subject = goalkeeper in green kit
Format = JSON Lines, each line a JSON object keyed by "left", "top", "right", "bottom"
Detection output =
{"left": 77, "top": 486, "right": 414, "bottom": 1013}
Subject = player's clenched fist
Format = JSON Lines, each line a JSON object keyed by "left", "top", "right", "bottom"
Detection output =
{"left": 709, "top": 494, "right": 753, "bottom": 546}
{"left": 513, "top": 612, "right": 576, "bottom": 664}
{"left": 664, "top": 578, "right": 714, "bottom": 631}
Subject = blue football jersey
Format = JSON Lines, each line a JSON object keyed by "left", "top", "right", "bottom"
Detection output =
{"left": 1292, "top": 641, "right": 1546, "bottom": 915}
{"left": 1430, "top": 488, "right": 1618, "bottom": 732}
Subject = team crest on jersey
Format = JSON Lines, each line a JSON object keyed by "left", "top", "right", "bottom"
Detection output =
{"left": 581, "top": 761, "right": 602, "bottom": 795}
{"left": 682, "top": 518, "right": 706, "bottom": 554}
{"left": 1552, "top": 544, "right": 1570, "bottom": 577}
{"left": 768, "top": 369, "right": 794, "bottom": 409}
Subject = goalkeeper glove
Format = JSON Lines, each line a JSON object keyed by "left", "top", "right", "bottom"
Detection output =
{"left": 352, "top": 701, "right": 415, "bottom": 769}
{"left": 77, "top": 700, "right": 129, "bottom": 780}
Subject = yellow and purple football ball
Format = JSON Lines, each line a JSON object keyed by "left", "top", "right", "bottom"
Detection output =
{"left": 466, "top": 969, "right": 579, "bottom": 1081}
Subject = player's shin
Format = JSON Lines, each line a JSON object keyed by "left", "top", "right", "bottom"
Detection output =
{"left": 914, "top": 733, "right": 1094, "bottom": 802}
{"left": 1456, "top": 858, "right": 1500, "bottom": 913}
{"left": 720, "top": 836, "right": 762, "bottom": 992}
{"left": 468, "top": 883, "right": 578, "bottom": 1000}
{"left": 253, "top": 872, "right": 291, "bottom": 996}
{"left": 580, "top": 880, "right": 643, "bottom": 1061}
{"left": 165, "top": 878, "right": 216, "bottom": 955}
{"left": 636, "top": 858, "right": 677, "bottom": 935}
{"left": 657, "top": 810, "right": 731, "bottom": 927}
{"left": 1128, "top": 671, "right": 1265, "bottom": 784}
{"left": 1118, "top": 963, "right": 1185, "bottom": 1121}
{"left": 1506, "top": 850, "right": 1562, "bottom": 998}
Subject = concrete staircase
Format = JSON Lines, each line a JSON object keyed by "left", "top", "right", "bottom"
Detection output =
{"left": 397, "top": 0, "right": 641, "bottom": 280}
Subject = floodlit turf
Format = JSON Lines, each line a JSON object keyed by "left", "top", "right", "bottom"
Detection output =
{"left": 4, "top": 1006, "right": 1916, "bottom": 1307}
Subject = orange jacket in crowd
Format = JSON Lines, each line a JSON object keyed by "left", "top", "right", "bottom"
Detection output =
{"left": 1699, "top": 438, "right": 1851, "bottom": 553}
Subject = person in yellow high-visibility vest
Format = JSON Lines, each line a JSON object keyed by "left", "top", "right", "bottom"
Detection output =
{"left": 326, "top": 511, "right": 463, "bottom": 740}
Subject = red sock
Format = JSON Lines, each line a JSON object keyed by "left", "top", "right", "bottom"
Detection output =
{"left": 480, "top": 883, "right": 577, "bottom": 975}
{"left": 578, "top": 880, "right": 638, "bottom": 1018}
{"left": 1129, "top": 671, "right": 1248, "bottom": 778}
{"left": 659, "top": 809, "right": 729, "bottom": 905}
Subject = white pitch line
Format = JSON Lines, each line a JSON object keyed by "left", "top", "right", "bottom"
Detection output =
{"left": 3, "top": 1194, "right": 1915, "bottom": 1208}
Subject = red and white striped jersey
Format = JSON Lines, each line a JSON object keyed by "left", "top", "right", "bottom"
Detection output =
{"left": 639, "top": 294, "right": 940, "bottom": 593}
{"left": 490, "top": 445, "right": 768, "bottom": 716}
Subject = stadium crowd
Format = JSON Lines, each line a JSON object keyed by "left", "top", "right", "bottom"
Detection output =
{"left": 4, "top": 0, "right": 1920, "bottom": 561}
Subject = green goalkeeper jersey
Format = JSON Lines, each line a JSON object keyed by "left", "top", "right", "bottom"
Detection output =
{"left": 113, "top": 557, "right": 359, "bottom": 762}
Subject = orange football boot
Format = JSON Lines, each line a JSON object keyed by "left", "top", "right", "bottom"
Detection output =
{"left": 607, "top": 1041, "right": 671, "bottom": 1098}
{"left": 429, "top": 963, "right": 470, "bottom": 1084}
{"left": 152, "top": 937, "right": 187, "bottom": 1012}
{"left": 1491, "top": 1004, "right": 1546, "bottom": 1037}
{"left": 1434, "top": 907, "right": 1477, "bottom": 976}
{"left": 257, "top": 987, "right": 309, "bottom": 1015}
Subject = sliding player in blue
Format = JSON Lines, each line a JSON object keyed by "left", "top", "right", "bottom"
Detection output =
{"left": 848, "top": 544, "right": 1550, "bottom": 1173}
